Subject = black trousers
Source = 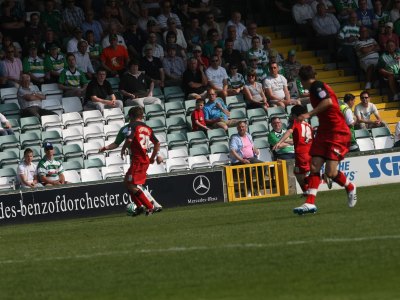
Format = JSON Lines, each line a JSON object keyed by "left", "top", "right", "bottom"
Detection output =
{"left": 20, "top": 106, "right": 57, "bottom": 119}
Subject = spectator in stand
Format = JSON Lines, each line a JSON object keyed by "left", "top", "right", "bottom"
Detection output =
{"left": 17, "top": 74, "right": 56, "bottom": 119}
{"left": 44, "top": 44, "right": 66, "bottom": 83}
{"left": 86, "top": 30, "right": 102, "bottom": 72}
{"left": 292, "top": 0, "right": 315, "bottom": 47}
{"left": 354, "top": 90, "right": 386, "bottom": 129}
{"left": 119, "top": 60, "right": 162, "bottom": 107}
{"left": 157, "top": 0, "right": 182, "bottom": 31}
{"left": 38, "top": 142, "right": 67, "bottom": 186}
{"left": 229, "top": 120, "right": 262, "bottom": 164}
{"left": 163, "top": 17, "right": 187, "bottom": 50}
{"left": 81, "top": 9, "right": 103, "bottom": 44}
{"left": 205, "top": 55, "right": 228, "bottom": 99}
{"left": 223, "top": 11, "right": 246, "bottom": 40}
{"left": 225, "top": 25, "right": 243, "bottom": 52}
{"left": 165, "top": 31, "right": 186, "bottom": 59}
{"left": 204, "top": 87, "right": 239, "bottom": 130}
{"left": 223, "top": 38, "right": 246, "bottom": 74}
{"left": 268, "top": 116, "right": 295, "bottom": 160}
{"left": 66, "top": 26, "right": 85, "bottom": 54}
{"left": 243, "top": 68, "right": 269, "bottom": 111}
{"left": 17, "top": 148, "right": 42, "bottom": 189}
{"left": 192, "top": 45, "right": 209, "bottom": 70}
{"left": 201, "top": 13, "right": 222, "bottom": 41}
{"left": 378, "top": 40, "right": 400, "bottom": 100}
{"left": 121, "top": 0, "right": 141, "bottom": 23}
{"left": 102, "top": 23, "right": 127, "bottom": 49}
{"left": 84, "top": 67, "right": 123, "bottom": 112}
{"left": 312, "top": 3, "right": 340, "bottom": 61}
{"left": 182, "top": 57, "right": 208, "bottom": 99}
{"left": 191, "top": 98, "right": 209, "bottom": 132}
{"left": 338, "top": 11, "right": 360, "bottom": 73}
{"left": 75, "top": 40, "right": 95, "bottom": 80}
{"left": 39, "top": 28, "right": 61, "bottom": 57}
{"left": 143, "top": 32, "right": 164, "bottom": 60}
{"left": 378, "top": 22, "right": 399, "bottom": 51}
{"left": 203, "top": 28, "right": 224, "bottom": 58}
{"left": 340, "top": 93, "right": 360, "bottom": 152}
{"left": 356, "top": 0, "right": 377, "bottom": 33}
{"left": 140, "top": 44, "right": 165, "bottom": 88}
{"left": 394, "top": 121, "right": 400, "bottom": 147}
{"left": 23, "top": 44, "right": 46, "bottom": 86}
{"left": 227, "top": 64, "right": 245, "bottom": 96}
{"left": 40, "top": 0, "right": 62, "bottom": 37}
{"left": 24, "top": 12, "right": 44, "bottom": 48}
{"left": 374, "top": 0, "right": 390, "bottom": 29}
{"left": 2, "top": 45, "right": 22, "bottom": 87}
{"left": 123, "top": 20, "right": 147, "bottom": 58}
{"left": 184, "top": 17, "right": 203, "bottom": 51}
{"left": 334, "top": 0, "right": 357, "bottom": 24}
{"left": 162, "top": 44, "right": 186, "bottom": 86}
{"left": 137, "top": 7, "right": 160, "bottom": 33}
{"left": 58, "top": 53, "right": 89, "bottom": 97}
{"left": 99, "top": 6, "right": 124, "bottom": 34}
{"left": 264, "top": 62, "right": 300, "bottom": 107}
{"left": 247, "top": 55, "right": 268, "bottom": 83}
{"left": 310, "top": 0, "right": 336, "bottom": 15}
{"left": 213, "top": 45, "right": 224, "bottom": 67}
{"left": 0, "top": 0, "right": 25, "bottom": 43}
{"left": 247, "top": 36, "right": 268, "bottom": 68}
{"left": 100, "top": 34, "right": 129, "bottom": 77}
{"left": 175, "top": 0, "right": 191, "bottom": 28}
{"left": 240, "top": 22, "right": 263, "bottom": 53}
{"left": 105, "top": 0, "right": 124, "bottom": 25}
{"left": 62, "top": 0, "right": 85, "bottom": 35}
{"left": 0, "top": 112, "right": 14, "bottom": 136}
{"left": 355, "top": 26, "right": 380, "bottom": 89}
{"left": 282, "top": 49, "right": 303, "bottom": 98}
{"left": 2, "top": 35, "right": 22, "bottom": 59}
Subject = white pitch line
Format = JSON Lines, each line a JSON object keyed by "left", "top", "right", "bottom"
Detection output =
{"left": 1, "top": 234, "right": 399, "bottom": 265}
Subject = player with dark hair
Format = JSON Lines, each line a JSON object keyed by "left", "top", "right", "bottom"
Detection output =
{"left": 272, "top": 105, "right": 313, "bottom": 193}
{"left": 293, "top": 65, "right": 357, "bottom": 215}
{"left": 120, "top": 107, "right": 160, "bottom": 216}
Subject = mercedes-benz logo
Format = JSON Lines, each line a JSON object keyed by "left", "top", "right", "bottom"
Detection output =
{"left": 193, "top": 175, "right": 211, "bottom": 195}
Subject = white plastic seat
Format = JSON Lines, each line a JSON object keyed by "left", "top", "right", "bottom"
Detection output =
{"left": 83, "top": 110, "right": 104, "bottom": 127}
{"left": 80, "top": 168, "right": 103, "bottom": 182}
{"left": 101, "top": 166, "right": 124, "bottom": 179}
{"left": 167, "top": 148, "right": 188, "bottom": 159}
{"left": 147, "top": 162, "right": 167, "bottom": 175}
{"left": 62, "top": 126, "right": 84, "bottom": 146}
{"left": 63, "top": 170, "right": 81, "bottom": 183}
{"left": 356, "top": 137, "right": 375, "bottom": 151}
{"left": 42, "top": 98, "right": 63, "bottom": 115}
{"left": 258, "top": 148, "right": 273, "bottom": 162}
{"left": 62, "top": 96, "right": 83, "bottom": 113}
{"left": 104, "top": 124, "right": 122, "bottom": 141}
{"left": 83, "top": 125, "right": 105, "bottom": 143}
{"left": 105, "top": 155, "right": 126, "bottom": 167}
{"left": 41, "top": 114, "right": 62, "bottom": 131}
{"left": 62, "top": 112, "right": 84, "bottom": 128}
{"left": 41, "top": 83, "right": 63, "bottom": 96}
{"left": 84, "top": 141, "right": 104, "bottom": 158}
{"left": 0, "top": 87, "right": 18, "bottom": 103}
{"left": 166, "top": 157, "right": 189, "bottom": 172}
{"left": 103, "top": 108, "right": 124, "bottom": 124}
{"left": 188, "top": 155, "right": 211, "bottom": 169}
{"left": 374, "top": 136, "right": 394, "bottom": 150}
{"left": 209, "top": 153, "right": 231, "bottom": 167}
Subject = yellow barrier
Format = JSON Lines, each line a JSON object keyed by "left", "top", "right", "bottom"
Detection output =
{"left": 225, "top": 161, "right": 289, "bottom": 202}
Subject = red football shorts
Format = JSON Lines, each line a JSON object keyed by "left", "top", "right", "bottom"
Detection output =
{"left": 294, "top": 152, "right": 311, "bottom": 174}
{"left": 126, "top": 162, "right": 149, "bottom": 185}
{"left": 310, "top": 131, "right": 350, "bottom": 161}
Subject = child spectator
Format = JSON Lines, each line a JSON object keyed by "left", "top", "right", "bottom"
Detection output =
{"left": 191, "top": 98, "right": 209, "bottom": 132}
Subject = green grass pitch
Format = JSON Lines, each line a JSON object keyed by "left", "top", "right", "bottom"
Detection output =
{"left": 1, "top": 183, "right": 399, "bottom": 300}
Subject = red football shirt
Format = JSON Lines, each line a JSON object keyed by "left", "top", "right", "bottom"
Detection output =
{"left": 288, "top": 119, "right": 313, "bottom": 154}
{"left": 127, "top": 121, "right": 158, "bottom": 164}
{"left": 309, "top": 81, "right": 349, "bottom": 136}
{"left": 191, "top": 108, "right": 206, "bottom": 131}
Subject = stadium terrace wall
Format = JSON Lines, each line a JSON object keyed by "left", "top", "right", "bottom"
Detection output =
{"left": 0, "top": 170, "right": 225, "bottom": 225}
{"left": 294, "top": 149, "right": 400, "bottom": 193}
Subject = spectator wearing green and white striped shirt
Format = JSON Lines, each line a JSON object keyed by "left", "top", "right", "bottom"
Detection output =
{"left": 227, "top": 64, "right": 245, "bottom": 96}
{"left": 58, "top": 53, "right": 89, "bottom": 97}
{"left": 37, "top": 142, "right": 66, "bottom": 186}
{"left": 23, "top": 45, "right": 46, "bottom": 86}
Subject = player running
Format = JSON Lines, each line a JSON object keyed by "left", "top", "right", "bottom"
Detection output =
{"left": 272, "top": 105, "right": 313, "bottom": 194}
{"left": 99, "top": 107, "right": 163, "bottom": 215}
{"left": 120, "top": 106, "right": 160, "bottom": 216}
{"left": 293, "top": 65, "right": 357, "bottom": 215}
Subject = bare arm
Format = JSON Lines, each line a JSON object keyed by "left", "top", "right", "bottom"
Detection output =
{"left": 272, "top": 128, "right": 294, "bottom": 150}
{"left": 298, "top": 98, "right": 333, "bottom": 121}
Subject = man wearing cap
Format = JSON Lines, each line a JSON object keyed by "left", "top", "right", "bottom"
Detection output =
{"left": 100, "top": 34, "right": 129, "bottom": 77}
{"left": 58, "top": 53, "right": 89, "bottom": 97}
{"left": 23, "top": 45, "right": 46, "bottom": 86}
{"left": 37, "top": 142, "right": 66, "bottom": 186}
{"left": 67, "top": 26, "right": 86, "bottom": 53}
{"left": 75, "top": 40, "right": 95, "bottom": 80}
{"left": 84, "top": 67, "right": 123, "bottom": 112}
{"left": 162, "top": 44, "right": 186, "bottom": 86}
{"left": 192, "top": 45, "right": 209, "bottom": 70}
{"left": 44, "top": 44, "right": 66, "bottom": 83}
{"left": 378, "top": 22, "right": 399, "bottom": 51}
{"left": 140, "top": 44, "right": 165, "bottom": 88}
{"left": 18, "top": 73, "right": 56, "bottom": 119}
{"left": 119, "top": 60, "right": 162, "bottom": 107}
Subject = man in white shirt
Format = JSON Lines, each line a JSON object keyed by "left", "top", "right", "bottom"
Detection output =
{"left": 264, "top": 62, "right": 300, "bottom": 107}
{"left": 17, "top": 148, "right": 42, "bottom": 189}
{"left": 75, "top": 40, "right": 95, "bottom": 80}
{"left": 223, "top": 11, "right": 246, "bottom": 40}
{"left": 354, "top": 90, "right": 385, "bottom": 129}
{"left": 205, "top": 55, "right": 228, "bottom": 99}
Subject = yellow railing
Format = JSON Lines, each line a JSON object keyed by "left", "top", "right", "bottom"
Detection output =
{"left": 225, "top": 161, "right": 289, "bottom": 202}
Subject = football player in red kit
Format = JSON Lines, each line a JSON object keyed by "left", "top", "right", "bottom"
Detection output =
{"left": 121, "top": 106, "right": 160, "bottom": 215}
{"left": 272, "top": 105, "right": 313, "bottom": 193}
{"left": 293, "top": 65, "right": 357, "bottom": 215}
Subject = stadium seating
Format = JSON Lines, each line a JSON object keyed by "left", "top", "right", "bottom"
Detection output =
{"left": 187, "top": 131, "right": 208, "bottom": 147}
{"left": 80, "top": 168, "right": 102, "bottom": 182}
{"left": 166, "top": 157, "right": 189, "bottom": 172}
{"left": 145, "top": 103, "right": 165, "bottom": 119}
{"left": 42, "top": 98, "right": 63, "bottom": 115}
{"left": 62, "top": 112, "right": 84, "bottom": 128}
{"left": 101, "top": 166, "right": 124, "bottom": 179}
{"left": 209, "top": 153, "right": 231, "bottom": 167}
{"left": 63, "top": 159, "right": 84, "bottom": 171}
{"left": 371, "top": 127, "right": 394, "bottom": 149}
{"left": 189, "top": 145, "right": 210, "bottom": 156}
{"left": 83, "top": 125, "right": 105, "bottom": 143}
{"left": 0, "top": 135, "right": 20, "bottom": 150}
{"left": 207, "top": 128, "right": 228, "bottom": 145}
{"left": 0, "top": 87, "right": 18, "bottom": 104}
{"left": 188, "top": 155, "right": 211, "bottom": 169}
{"left": 165, "top": 101, "right": 185, "bottom": 117}
{"left": 226, "top": 95, "right": 246, "bottom": 110}
{"left": 168, "top": 148, "right": 188, "bottom": 159}
{"left": 103, "top": 108, "right": 124, "bottom": 124}
{"left": 0, "top": 150, "right": 20, "bottom": 168}
{"left": 184, "top": 99, "right": 196, "bottom": 115}
{"left": 0, "top": 103, "right": 20, "bottom": 118}
{"left": 41, "top": 115, "right": 62, "bottom": 131}
{"left": 63, "top": 170, "right": 81, "bottom": 183}
{"left": 62, "top": 97, "right": 83, "bottom": 113}
{"left": 83, "top": 110, "right": 104, "bottom": 127}
{"left": 20, "top": 116, "right": 41, "bottom": 132}
{"left": 247, "top": 108, "right": 268, "bottom": 124}
{"left": 147, "top": 162, "right": 167, "bottom": 175}
{"left": 20, "top": 131, "right": 42, "bottom": 149}
{"left": 210, "top": 143, "right": 229, "bottom": 154}
{"left": 167, "top": 132, "right": 187, "bottom": 150}
{"left": 42, "top": 130, "right": 63, "bottom": 144}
